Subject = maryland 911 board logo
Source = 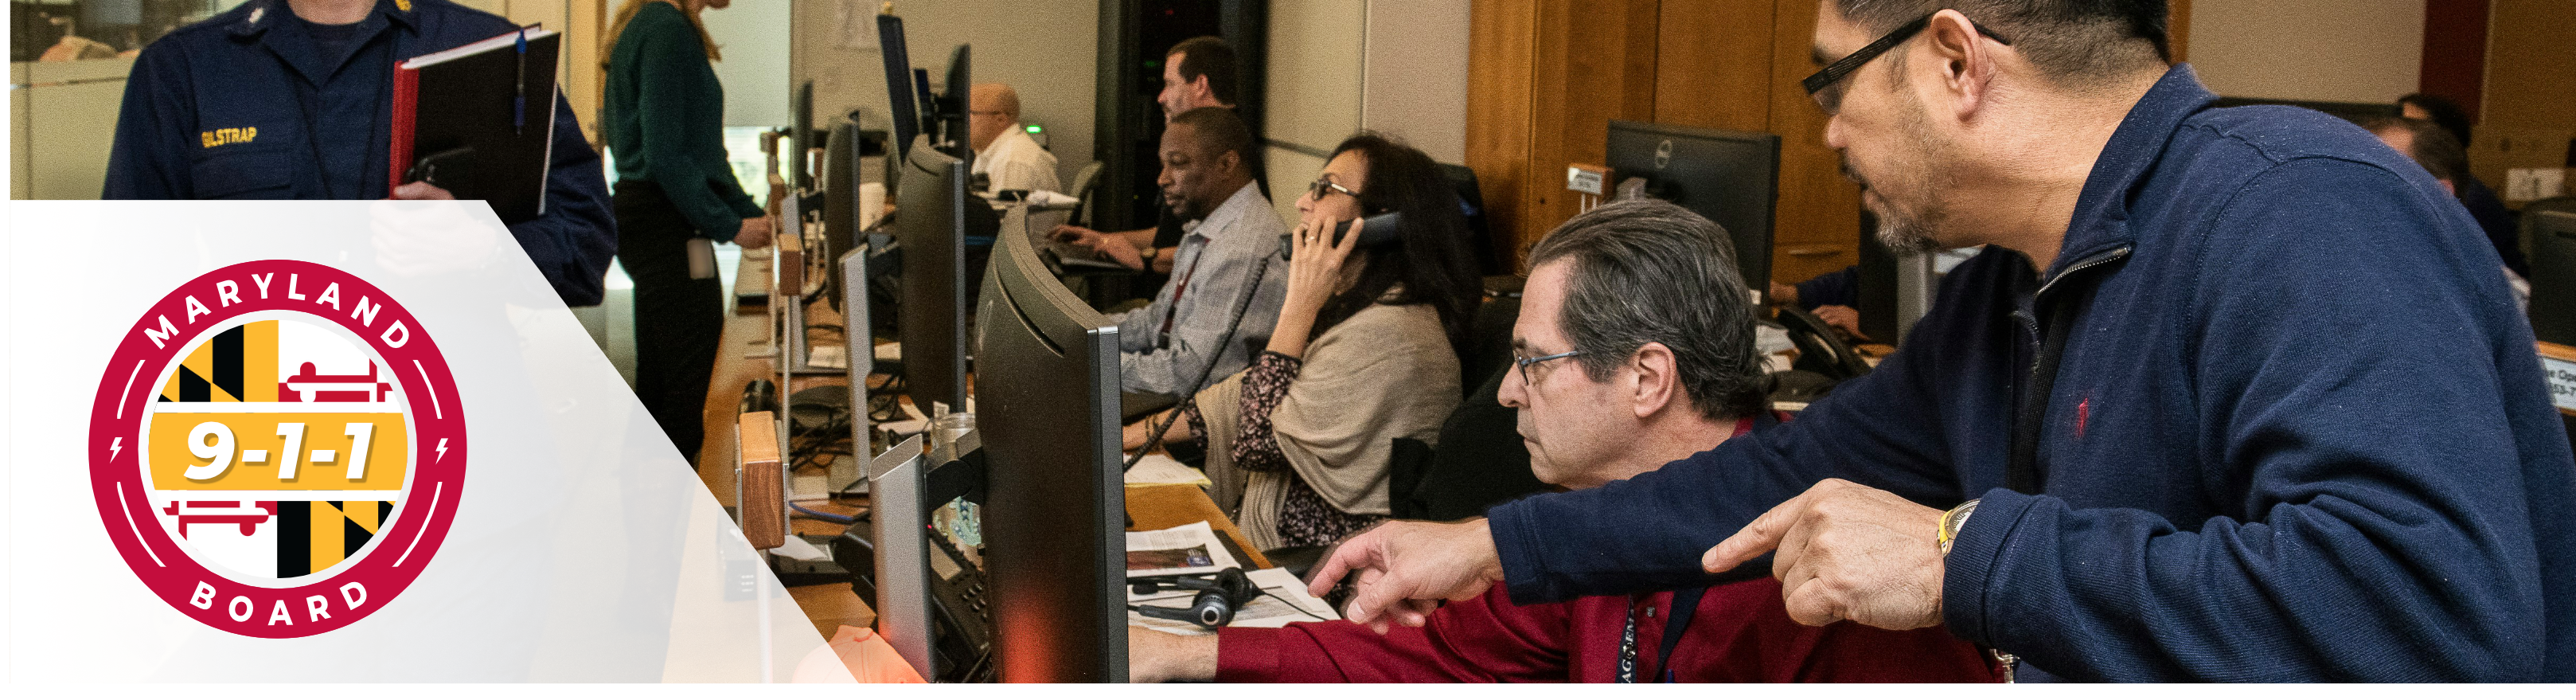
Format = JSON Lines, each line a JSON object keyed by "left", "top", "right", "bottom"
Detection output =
{"left": 88, "top": 260, "right": 466, "bottom": 638}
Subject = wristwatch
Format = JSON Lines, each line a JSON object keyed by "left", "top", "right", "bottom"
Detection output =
{"left": 1937, "top": 499, "right": 1981, "bottom": 556}
{"left": 1140, "top": 246, "right": 1159, "bottom": 268}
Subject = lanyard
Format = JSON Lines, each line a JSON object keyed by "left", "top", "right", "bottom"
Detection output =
{"left": 1614, "top": 588, "right": 1704, "bottom": 682}
{"left": 1157, "top": 234, "right": 1208, "bottom": 348}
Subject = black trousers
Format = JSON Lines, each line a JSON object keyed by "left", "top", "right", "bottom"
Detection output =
{"left": 614, "top": 181, "right": 724, "bottom": 464}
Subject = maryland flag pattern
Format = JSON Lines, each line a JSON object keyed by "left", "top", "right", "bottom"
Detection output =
{"left": 145, "top": 318, "right": 408, "bottom": 582}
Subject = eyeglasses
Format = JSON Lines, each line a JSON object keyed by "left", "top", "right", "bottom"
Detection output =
{"left": 1801, "top": 12, "right": 2012, "bottom": 115}
{"left": 1307, "top": 178, "right": 1358, "bottom": 202}
{"left": 1512, "top": 349, "right": 1583, "bottom": 389}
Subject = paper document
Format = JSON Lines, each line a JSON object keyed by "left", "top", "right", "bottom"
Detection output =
{"left": 878, "top": 398, "right": 931, "bottom": 438}
{"left": 1123, "top": 454, "right": 1209, "bottom": 487}
{"left": 806, "top": 343, "right": 848, "bottom": 370}
{"left": 770, "top": 534, "right": 831, "bottom": 563}
{"left": 1127, "top": 567, "right": 1339, "bottom": 635}
{"left": 1124, "top": 521, "right": 1239, "bottom": 577}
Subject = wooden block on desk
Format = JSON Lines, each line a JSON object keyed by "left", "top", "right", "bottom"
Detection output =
{"left": 774, "top": 223, "right": 806, "bottom": 292}
{"left": 738, "top": 411, "right": 785, "bottom": 550}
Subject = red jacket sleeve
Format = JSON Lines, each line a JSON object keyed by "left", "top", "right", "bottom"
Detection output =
{"left": 1215, "top": 587, "right": 1574, "bottom": 682}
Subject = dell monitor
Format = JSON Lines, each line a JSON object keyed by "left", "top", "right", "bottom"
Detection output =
{"left": 973, "top": 203, "right": 1128, "bottom": 682}
{"left": 896, "top": 138, "right": 972, "bottom": 413}
{"left": 1605, "top": 120, "right": 1782, "bottom": 303}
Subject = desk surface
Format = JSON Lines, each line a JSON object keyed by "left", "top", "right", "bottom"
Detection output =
{"left": 701, "top": 284, "right": 874, "bottom": 639}
{"left": 703, "top": 262, "right": 1278, "bottom": 640}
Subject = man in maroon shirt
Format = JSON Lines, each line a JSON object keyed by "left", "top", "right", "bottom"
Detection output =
{"left": 1126, "top": 201, "right": 2001, "bottom": 682}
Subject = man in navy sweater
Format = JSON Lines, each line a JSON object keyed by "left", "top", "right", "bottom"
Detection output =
{"left": 1313, "top": 0, "right": 2576, "bottom": 682}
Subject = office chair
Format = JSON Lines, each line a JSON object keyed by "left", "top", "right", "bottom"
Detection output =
{"left": 2526, "top": 196, "right": 2576, "bottom": 346}
{"left": 1067, "top": 161, "right": 1106, "bottom": 228}
{"left": 1439, "top": 162, "right": 1507, "bottom": 276}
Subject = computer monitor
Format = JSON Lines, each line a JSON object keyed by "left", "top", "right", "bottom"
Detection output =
{"left": 791, "top": 80, "right": 816, "bottom": 192}
{"left": 936, "top": 45, "right": 972, "bottom": 160}
{"left": 1605, "top": 120, "right": 1782, "bottom": 303}
{"left": 876, "top": 12, "right": 923, "bottom": 158}
{"left": 896, "top": 138, "right": 972, "bottom": 413}
{"left": 822, "top": 117, "right": 889, "bottom": 314}
{"left": 972, "top": 204, "right": 1128, "bottom": 682}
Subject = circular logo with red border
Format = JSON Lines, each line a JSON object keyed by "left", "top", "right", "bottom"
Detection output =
{"left": 88, "top": 260, "right": 466, "bottom": 638}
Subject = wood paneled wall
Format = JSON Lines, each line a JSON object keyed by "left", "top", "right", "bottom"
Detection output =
{"left": 1468, "top": 0, "right": 2192, "bottom": 286}
{"left": 1468, "top": 0, "right": 1856, "bottom": 284}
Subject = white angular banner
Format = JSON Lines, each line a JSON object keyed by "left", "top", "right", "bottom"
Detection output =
{"left": 2, "top": 201, "right": 853, "bottom": 682}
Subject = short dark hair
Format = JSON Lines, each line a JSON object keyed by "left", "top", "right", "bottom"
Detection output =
{"left": 1167, "top": 36, "right": 1240, "bottom": 106}
{"left": 2363, "top": 115, "right": 2470, "bottom": 184}
{"left": 2397, "top": 92, "right": 2475, "bottom": 147}
{"left": 1525, "top": 200, "right": 1767, "bottom": 421}
{"left": 1833, "top": 1, "right": 2171, "bottom": 82}
{"left": 1168, "top": 107, "right": 1253, "bottom": 171}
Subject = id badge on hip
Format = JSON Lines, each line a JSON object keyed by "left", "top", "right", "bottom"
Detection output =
{"left": 686, "top": 237, "right": 716, "bottom": 280}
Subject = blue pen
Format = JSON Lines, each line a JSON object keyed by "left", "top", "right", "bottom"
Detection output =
{"left": 512, "top": 29, "right": 528, "bottom": 134}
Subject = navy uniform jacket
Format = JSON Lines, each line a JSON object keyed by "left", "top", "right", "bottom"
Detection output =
{"left": 1486, "top": 65, "right": 2576, "bottom": 681}
{"left": 103, "top": 0, "right": 617, "bottom": 307}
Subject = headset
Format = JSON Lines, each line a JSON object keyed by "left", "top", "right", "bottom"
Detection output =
{"left": 1126, "top": 567, "right": 1259, "bottom": 630}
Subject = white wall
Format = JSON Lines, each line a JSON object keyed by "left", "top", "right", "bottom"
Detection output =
{"left": 703, "top": 0, "right": 793, "bottom": 127}
{"left": 2188, "top": 0, "right": 2426, "bottom": 104}
{"left": 1263, "top": 0, "right": 1368, "bottom": 221}
{"left": 1361, "top": 0, "right": 1467, "bottom": 164}
{"left": 790, "top": 0, "right": 1098, "bottom": 189}
{"left": 1261, "top": 0, "right": 1470, "bottom": 221}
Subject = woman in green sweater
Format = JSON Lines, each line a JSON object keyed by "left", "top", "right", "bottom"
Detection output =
{"left": 603, "top": 0, "right": 768, "bottom": 464}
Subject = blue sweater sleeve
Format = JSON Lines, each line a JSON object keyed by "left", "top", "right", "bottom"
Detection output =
{"left": 1944, "top": 158, "right": 2551, "bottom": 681}
{"left": 1489, "top": 316, "right": 1972, "bottom": 604}
{"left": 1794, "top": 265, "right": 1859, "bottom": 310}
{"left": 503, "top": 88, "right": 617, "bottom": 307}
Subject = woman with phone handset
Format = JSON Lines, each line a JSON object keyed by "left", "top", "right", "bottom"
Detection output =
{"left": 1128, "top": 133, "right": 1485, "bottom": 550}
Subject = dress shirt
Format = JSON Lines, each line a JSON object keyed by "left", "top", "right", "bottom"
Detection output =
{"left": 1115, "top": 181, "right": 1289, "bottom": 397}
{"left": 972, "top": 125, "right": 1061, "bottom": 194}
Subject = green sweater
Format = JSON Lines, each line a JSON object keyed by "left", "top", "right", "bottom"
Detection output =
{"left": 604, "top": 2, "right": 761, "bottom": 241}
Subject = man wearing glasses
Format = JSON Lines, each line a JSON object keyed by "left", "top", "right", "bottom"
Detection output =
{"left": 966, "top": 83, "right": 1061, "bottom": 194}
{"left": 1313, "top": 0, "right": 2575, "bottom": 681}
{"left": 1127, "top": 201, "right": 1999, "bottom": 683}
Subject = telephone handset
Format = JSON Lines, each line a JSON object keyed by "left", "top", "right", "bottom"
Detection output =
{"left": 1278, "top": 210, "right": 1404, "bottom": 260}
{"left": 1775, "top": 303, "right": 1871, "bottom": 380}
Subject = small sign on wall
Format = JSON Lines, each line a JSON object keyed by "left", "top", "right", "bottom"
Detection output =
{"left": 2508, "top": 168, "right": 2568, "bottom": 202}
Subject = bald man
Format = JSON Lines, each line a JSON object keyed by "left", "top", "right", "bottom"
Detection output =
{"left": 969, "top": 83, "right": 1061, "bottom": 194}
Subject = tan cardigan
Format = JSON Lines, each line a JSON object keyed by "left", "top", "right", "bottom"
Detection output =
{"left": 1197, "top": 302, "right": 1461, "bottom": 551}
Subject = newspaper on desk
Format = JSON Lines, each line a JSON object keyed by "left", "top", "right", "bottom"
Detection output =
{"left": 1126, "top": 522, "right": 1340, "bottom": 635}
{"left": 1126, "top": 521, "right": 1239, "bottom": 577}
{"left": 1122, "top": 453, "right": 1211, "bottom": 487}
